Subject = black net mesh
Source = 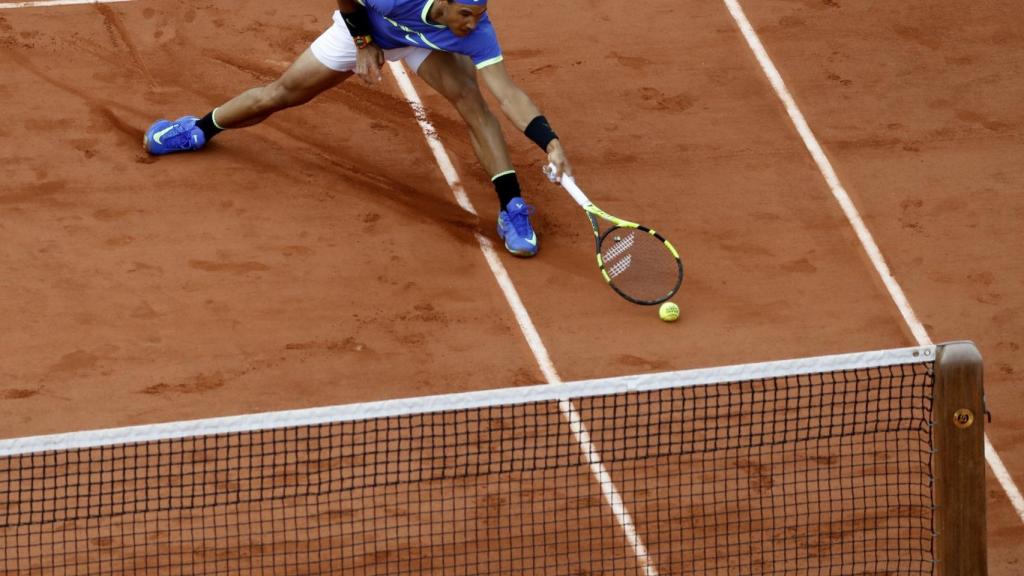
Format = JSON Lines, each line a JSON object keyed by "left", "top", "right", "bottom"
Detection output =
{"left": 1, "top": 362, "right": 935, "bottom": 575}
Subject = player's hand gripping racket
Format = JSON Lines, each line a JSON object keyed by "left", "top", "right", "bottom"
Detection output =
{"left": 545, "top": 165, "right": 684, "bottom": 305}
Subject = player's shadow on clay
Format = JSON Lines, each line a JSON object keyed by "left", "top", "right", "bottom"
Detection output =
{"left": 215, "top": 128, "right": 488, "bottom": 248}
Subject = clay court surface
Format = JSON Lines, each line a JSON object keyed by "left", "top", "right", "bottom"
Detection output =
{"left": 0, "top": 0, "right": 1021, "bottom": 572}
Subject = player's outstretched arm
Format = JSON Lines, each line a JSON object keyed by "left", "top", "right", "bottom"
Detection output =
{"left": 338, "top": 0, "right": 385, "bottom": 83}
{"left": 479, "top": 61, "right": 571, "bottom": 179}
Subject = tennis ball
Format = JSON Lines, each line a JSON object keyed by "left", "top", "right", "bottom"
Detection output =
{"left": 659, "top": 301, "right": 680, "bottom": 322}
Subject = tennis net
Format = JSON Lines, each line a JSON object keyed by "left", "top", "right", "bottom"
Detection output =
{"left": 0, "top": 344, "right": 985, "bottom": 575}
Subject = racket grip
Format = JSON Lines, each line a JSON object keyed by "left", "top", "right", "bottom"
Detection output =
{"left": 544, "top": 163, "right": 591, "bottom": 207}
{"left": 543, "top": 163, "right": 560, "bottom": 183}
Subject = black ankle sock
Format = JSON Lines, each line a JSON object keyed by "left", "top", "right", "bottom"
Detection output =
{"left": 492, "top": 171, "right": 522, "bottom": 210}
{"left": 196, "top": 110, "right": 224, "bottom": 141}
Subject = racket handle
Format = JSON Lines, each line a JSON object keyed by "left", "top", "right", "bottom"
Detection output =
{"left": 544, "top": 163, "right": 592, "bottom": 208}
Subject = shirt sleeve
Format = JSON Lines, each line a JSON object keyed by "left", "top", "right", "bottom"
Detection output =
{"left": 465, "top": 18, "right": 503, "bottom": 69}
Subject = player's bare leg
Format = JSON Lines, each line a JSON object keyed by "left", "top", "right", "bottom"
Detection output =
{"left": 144, "top": 49, "right": 351, "bottom": 155}
{"left": 416, "top": 51, "right": 512, "bottom": 178}
{"left": 215, "top": 49, "right": 352, "bottom": 128}
{"left": 416, "top": 51, "right": 538, "bottom": 256}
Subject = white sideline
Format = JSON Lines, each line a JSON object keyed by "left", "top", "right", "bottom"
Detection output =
{"left": 722, "top": 0, "right": 1024, "bottom": 524}
{"left": 386, "top": 61, "right": 658, "bottom": 576}
{"left": 0, "top": 0, "right": 134, "bottom": 8}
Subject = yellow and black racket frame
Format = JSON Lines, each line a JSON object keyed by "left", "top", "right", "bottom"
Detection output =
{"left": 583, "top": 204, "right": 684, "bottom": 305}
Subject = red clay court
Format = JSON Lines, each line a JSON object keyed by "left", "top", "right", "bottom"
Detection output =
{"left": 0, "top": 0, "right": 1021, "bottom": 573}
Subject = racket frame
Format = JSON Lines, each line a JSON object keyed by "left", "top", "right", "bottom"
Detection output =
{"left": 553, "top": 170, "right": 684, "bottom": 305}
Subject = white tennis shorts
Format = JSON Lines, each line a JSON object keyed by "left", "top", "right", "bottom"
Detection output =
{"left": 311, "top": 11, "right": 432, "bottom": 74}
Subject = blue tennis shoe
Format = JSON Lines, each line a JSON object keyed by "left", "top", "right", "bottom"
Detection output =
{"left": 144, "top": 116, "right": 205, "bottom": 155}
{"left": 497, "top": 198, "right": 538, "bottom": 257}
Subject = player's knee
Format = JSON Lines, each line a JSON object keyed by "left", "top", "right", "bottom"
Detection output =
{"left": 262, "top": 81, "right": 309, "bottom": 111}
{"left": 452, "top": 83, "right": 488, "bottom": 123}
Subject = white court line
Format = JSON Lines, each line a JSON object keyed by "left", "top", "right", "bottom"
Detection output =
{"left": 722, "top": 0, "right": 1024, "bottom": 524}
{"left": 986, "top": 436, "right": 1024, "bottom": 520}
{"left": 387, "top": 61, "right": 658, "bottom": 576}
{"left": 0, "top": 0, "right": 134, "bottom": 8}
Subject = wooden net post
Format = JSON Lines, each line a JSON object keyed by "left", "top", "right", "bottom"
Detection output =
{"left": 933, "top": 341, "right": 987, "bottom": 576}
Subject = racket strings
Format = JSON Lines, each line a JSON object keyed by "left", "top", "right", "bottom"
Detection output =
{"left": 600, "top": 229, "right": 681, "bottom": 304}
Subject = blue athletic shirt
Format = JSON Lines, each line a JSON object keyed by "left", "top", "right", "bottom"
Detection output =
{"left": 358, "top": 0, "right": 503, "bottom": 69}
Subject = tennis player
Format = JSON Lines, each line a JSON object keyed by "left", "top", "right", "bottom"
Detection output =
{"left": 143, "top": 0, "right": 571, "bottom": 257}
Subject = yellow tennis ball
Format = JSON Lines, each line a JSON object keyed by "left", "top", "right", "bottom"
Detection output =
{"left": 659, "top": 301, "right": 680, "bottom": 322}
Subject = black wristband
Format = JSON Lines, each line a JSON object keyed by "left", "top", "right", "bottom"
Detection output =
{"left": 524, "top": 115, "right": 558, "bottom": 152}
{"left": 341, "top": 7, "right": 373, "bottom": 39}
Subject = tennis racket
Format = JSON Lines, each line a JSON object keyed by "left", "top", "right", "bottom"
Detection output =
{"left": 545, "top": 165, "right": 684, "bottom": 305}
